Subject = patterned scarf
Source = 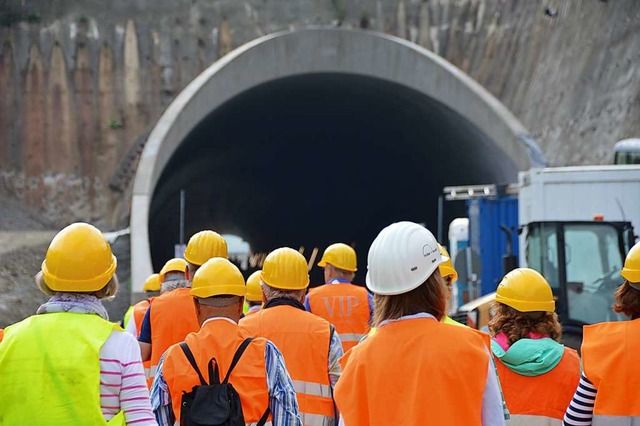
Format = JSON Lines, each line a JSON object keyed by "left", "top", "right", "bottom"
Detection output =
{"left": 37, "top": 293, "right": 109, "bottom": 320}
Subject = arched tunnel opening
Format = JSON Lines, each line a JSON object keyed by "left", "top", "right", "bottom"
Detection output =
{"left": 149, "top": 73, "right": 520, "bottom": 285}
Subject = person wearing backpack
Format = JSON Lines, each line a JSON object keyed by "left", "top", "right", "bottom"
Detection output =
{"left": 150, "top": 257, "right": 302, "bottom": 426}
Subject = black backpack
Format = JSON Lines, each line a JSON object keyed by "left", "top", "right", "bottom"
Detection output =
{"left": 179, "top": 338, "right": 270, "bottom": 426}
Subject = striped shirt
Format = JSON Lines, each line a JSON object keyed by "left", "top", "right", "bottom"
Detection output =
{"left": 151, "top": 317, "right": 302, "bottom": 426}
{"left": 563, "top": 373, "right": 597, "bottom": 425}
{"left": 327, "top": 326, "right": 344, "bottom": 387}
{"left": 100, "top": 330, "right": 157, "bottom": 425}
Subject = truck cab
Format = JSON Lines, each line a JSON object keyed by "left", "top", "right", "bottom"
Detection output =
{"left": 447, "top": 165, "right": 640, "bottom": 350}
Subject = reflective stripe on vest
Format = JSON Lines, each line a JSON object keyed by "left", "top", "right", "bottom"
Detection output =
{"left": 163, "top": 319, "right": 271, "bottom": 424}
{"left": 506, "top": 414, "right": 561, "bottom": 425}
{"left": 0, "top": 312, "right": 125, "bottom": 426}
{"left": 338, "top": 332, "right": 365, "bottom": 343}
{"left": 300, "top": 413, "right": 335, "bottom": 426}
{"left": 307, "top": 283, "right": 370, "bottom": 352}
{"left": 293, "top": 380, "right": 333, "bottom": 398}
{"left": 593, "top": 416, "right": 640, "bottom": 425}
{"left": 240, "top": 305, "right": 335, "bottom": 423}
{"left": 335, "top": 317, "right": 488, "bottom": 425}
{"left": 583, "top": 320, "right": 640, "bottom": 419}
{"left": 148, "top": 287, "right": 199, "bottom": 387}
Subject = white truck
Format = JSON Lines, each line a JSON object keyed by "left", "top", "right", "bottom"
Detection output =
{"left": 449, "top": 165, "right": 640, "bottom": 348}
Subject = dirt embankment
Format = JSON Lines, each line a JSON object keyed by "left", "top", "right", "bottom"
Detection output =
{"left": 0, "top": 197, "right": 132, "bottom": 328}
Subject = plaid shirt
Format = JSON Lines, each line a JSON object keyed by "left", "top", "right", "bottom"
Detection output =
{"left": 150, "top": 318, "right": 302, "bottom": 426}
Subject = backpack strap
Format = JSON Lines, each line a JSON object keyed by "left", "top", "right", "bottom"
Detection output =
{"left": 207, "top": 357, "right": 221, "bottom": 385}
{"left": 256, "top": 407, "right": 271, "bottom": 426}
{"left": 221, "top": 338, "right": 254, "bottom": 384}
{"left": 179, "top": 342, "right": 208, "bottom": 385}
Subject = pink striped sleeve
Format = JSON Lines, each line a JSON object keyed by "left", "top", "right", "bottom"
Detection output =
{"left": 100, "top": 330, "right": 157, "bottom": 426}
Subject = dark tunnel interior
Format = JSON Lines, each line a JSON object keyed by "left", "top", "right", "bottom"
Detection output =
{"left": 149, "top": 73, "right": 520, "bottom": 285}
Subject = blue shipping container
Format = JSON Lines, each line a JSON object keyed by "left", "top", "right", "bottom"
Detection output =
{"left": 467, "top": 196, "right": 519, "bottom": 296}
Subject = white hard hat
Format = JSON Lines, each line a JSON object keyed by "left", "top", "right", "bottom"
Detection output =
{"left": 366, "top": 221, "right": 445, "bottom": 295}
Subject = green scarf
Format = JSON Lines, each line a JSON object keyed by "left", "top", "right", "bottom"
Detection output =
{"left": 491, "top": 337, "right": 564, "bottom": 376}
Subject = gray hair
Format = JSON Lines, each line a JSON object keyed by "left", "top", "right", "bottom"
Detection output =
{"left": 35, "top": 271, "right": 119, "bottom": 300}
{"left": 261, "top": 281, "right": 306, "bottom": 302}
{"left": 161, "top": 278, "right": 190, "bottom": 294}
{"left": 196, "top": 295, "right": 242, "bottom": 308}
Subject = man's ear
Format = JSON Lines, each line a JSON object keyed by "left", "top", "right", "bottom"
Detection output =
{"left": 185, "top": 266, "right": 190, "bottom": 281}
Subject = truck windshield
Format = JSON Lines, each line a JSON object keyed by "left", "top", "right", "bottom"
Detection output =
{"left": 526, "top": 223, "right": 560, "bottom": 290}
{"left": 614, "top": 151, "right": 640, "bottom": 165}
{"left": 527, "top": 222, "right": 626, "bottom": 325}
{"left": 564, "top": 223, "right": 625, "bottom": 324}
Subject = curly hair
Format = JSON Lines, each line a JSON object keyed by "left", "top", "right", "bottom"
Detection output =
{"left": 488, "top": 302, "right": 562, "bottom": 347}
{"left": 613, "top": 281, "right": 640, "bottom": 317}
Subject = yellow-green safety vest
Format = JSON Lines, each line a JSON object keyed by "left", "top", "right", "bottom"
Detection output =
{"left": 0, "top": 312, "right": 126, "bottom": 425}
{"left": 123, "top": 305, "right": 135, "bottom": 328}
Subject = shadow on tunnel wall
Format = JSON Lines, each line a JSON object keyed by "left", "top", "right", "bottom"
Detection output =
{"left": 149, "top": 73, "right": 519, "bottom": 285}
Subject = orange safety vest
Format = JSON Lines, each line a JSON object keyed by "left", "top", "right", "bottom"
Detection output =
{"left": 582, "top": 319, "right": 640, "bottom": 423}
{"left": 132, "top": 299, "right": 151, "bottom": 338}
{"left": 240, "top": 305, "right": 335, "bottom": 426}
{"left": 162, "top": 319, "right": 271, "bottom": 425}
{"left": 308, "top": 283, "right": 371, "bottom": 352}
{"left": 335, "top": 317, "right": 488, "bottom": 426}
{"left": 131, "top": 299, "right": 152, "bottom": 381}
{"left": 494, "top": 346, "right": 580, "bottom": 424}
{"left": 148, "top": 287, "right": 199, "bottom": 387}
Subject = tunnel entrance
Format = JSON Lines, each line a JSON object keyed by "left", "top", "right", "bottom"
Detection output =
{"left": 131, "top": 28, "right": 543, "bottom": 293}
{"left": 149, "top": 73, "right": 518, "bottom": 283}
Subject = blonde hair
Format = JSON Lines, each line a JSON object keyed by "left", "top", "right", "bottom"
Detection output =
{"left": 488, "top": 302, "right": 562, "bottom": 346}
{"left": 373, "top": 269, "right": 447, "bottom": 327}
{"left": 36, "top": 271, "right": 119, "bottom": 299}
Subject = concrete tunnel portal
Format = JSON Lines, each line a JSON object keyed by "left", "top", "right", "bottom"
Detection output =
{"left": 131, "top": 28, "right": 546, "bottom": 293}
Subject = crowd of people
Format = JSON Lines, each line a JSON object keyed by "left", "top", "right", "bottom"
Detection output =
{"left": 0, "top": 220, "right": 639, "bottom": 425}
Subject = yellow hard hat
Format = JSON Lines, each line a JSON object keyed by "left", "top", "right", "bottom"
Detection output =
{"left": 622, "top": 242, "right": 640, "bottom": 283}
{"left": 246, "top": 270, "right": 263, "bottom": 302}
{"left": 42, "top": 222, "right": 117, "bottom": 292}
{"left": 496, "top": 268, "right": 555, "bottom": 313}
{"left": 143, "top": 273, "right": 161, "bottom": 292}
{"left": 184, "top": 230, "right": 228, "bottom": 266}
{"left": 191, "top": 258, "right": 246, "bottom": 298}
{"left": 438, "top": 244, "right": 458, "bottom": 283}
{"left": 159, "top": 258, "right": 187, "bottom": 282}
{"left": 317, "top": 243, "right": 357, "bottom": 272}
{"left": 261, "top": 248, "right": 309, "bottom": 290}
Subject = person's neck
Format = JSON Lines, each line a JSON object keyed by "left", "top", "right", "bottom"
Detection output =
{"left": 200, "top": 314, "right": 240, "bottom": 326}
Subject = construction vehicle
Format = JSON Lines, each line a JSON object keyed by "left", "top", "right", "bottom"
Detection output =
{"left": 445, "top": 165, "right": 640, "bottom": 349}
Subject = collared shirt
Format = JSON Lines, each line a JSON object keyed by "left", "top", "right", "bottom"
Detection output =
{"left": 151, "top": 317, "right": 302, "bottom": 426}
{"left": 338, "top": 312, "right": 506, "bottom": 426}
{"left": 304, "top": 278, "right": 375, "bottom": 322}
